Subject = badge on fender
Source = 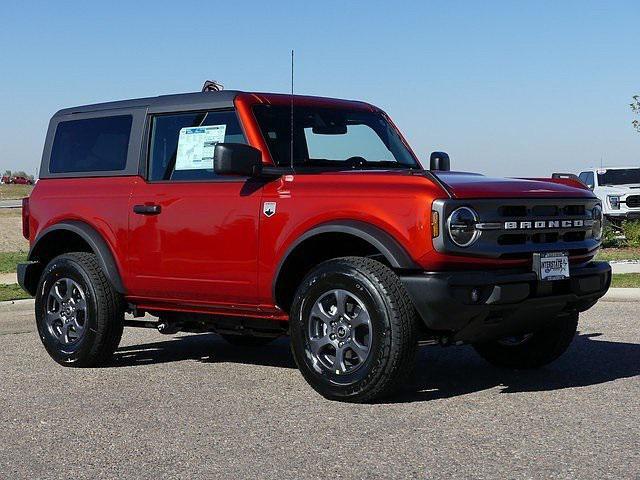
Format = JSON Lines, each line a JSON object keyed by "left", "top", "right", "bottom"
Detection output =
{"left": 263, "top": 202, "right": 276, "bottom": 217}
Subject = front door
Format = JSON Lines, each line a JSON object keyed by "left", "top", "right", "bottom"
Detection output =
{"left": 127, "top": 109, "right": 262, "bottom": 308}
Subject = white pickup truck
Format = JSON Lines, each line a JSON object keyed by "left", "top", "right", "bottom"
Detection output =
{"left": 577, "top": 167, "right": 640, "bottom": 226}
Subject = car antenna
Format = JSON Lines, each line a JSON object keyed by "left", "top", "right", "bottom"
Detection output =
{"left": 290, "top": 49, "right": 295, "bottom": 172}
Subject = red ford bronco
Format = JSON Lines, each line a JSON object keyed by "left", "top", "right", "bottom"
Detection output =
{"left": 19, "top": 89, "right": 611, "bottom": 402}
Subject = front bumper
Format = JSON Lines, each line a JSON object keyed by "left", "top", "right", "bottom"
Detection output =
{"left": 400, "top": 261, "right": 611, "bottom": 343}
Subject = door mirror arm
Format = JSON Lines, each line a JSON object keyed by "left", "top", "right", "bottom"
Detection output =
{"left": 260, "top": 166, "right": 294, "bottom": 178}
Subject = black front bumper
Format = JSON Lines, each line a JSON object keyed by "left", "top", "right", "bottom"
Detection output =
{"left": 400, "top": 261, "right": 611, "bottom": 343}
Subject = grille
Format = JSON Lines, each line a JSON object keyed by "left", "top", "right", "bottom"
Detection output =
{"left": 495, "top": 204, "right": 589, "bottom": 246}
{"left": 498, "top": 204, "right": 586, "bottom": 218}
{"left": 497, "top": 231, "right": 585, "bottom": 246}
{"left": 627, "top": 195, "right": 640, "bottom": 208}
{"left": 432, "top": 197, "right": 601, "bottom": 260}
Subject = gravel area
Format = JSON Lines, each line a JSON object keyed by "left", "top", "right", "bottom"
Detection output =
{"left": 0, "top": 209, "right": 28, "bottom": 253}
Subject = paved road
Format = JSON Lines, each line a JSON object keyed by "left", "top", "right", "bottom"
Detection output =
{"left": 0, "top": 299, "right": 638, "bottom": 479}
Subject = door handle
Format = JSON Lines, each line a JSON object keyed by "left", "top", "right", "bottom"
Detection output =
{"left": 133, "top": 204, "right": 162, "bottom": 215}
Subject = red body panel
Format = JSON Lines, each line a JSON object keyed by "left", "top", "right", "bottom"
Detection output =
{"left": 28, "top": 176, "right": 135, "bottom": 289}
{"left": 127, "top": 180, "right": 261, "bottom": 309}
{"left": 257, "top": 171, "right": 444, "bottom": 304}
{"left": 26, "top": 91, "right": 601, "bottom": 319}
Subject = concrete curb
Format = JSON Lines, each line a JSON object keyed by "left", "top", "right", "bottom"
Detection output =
{"left": 609, "top": 261, "right": 640, "bottom": 274}
{"left": 600, "top": 288, "right": 640, "bottom": 302}
{"left": 0, "top": 273, "right": 18, "bottom": 284}
{"left": 0, "top": 298, "right": 34, "bottom": 312}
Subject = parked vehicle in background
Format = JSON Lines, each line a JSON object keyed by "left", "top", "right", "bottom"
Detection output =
{"left": 11, "top": 176, "right": 34, "bottom": 185}
{"left": 578, "top": 167, "right": 640, "bottom": 227}
{"left": 1, "top": 174, "right": 34, "bottom": 185}
{"left": 18, "top": 88, "right": 610, "bottom": 402}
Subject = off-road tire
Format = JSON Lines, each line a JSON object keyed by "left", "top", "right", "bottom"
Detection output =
{"left": 473, "top": 312, "right": 578, "bottom": 369}
{"left": 290, "top": 257, "right": 418, "bottom": 403}
{"left": 35, "top": 252, "right": 124, "bottom": 367}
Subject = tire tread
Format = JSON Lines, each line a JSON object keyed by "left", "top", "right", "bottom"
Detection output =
{"left": 291, "top": 256, "right": 418, "bottom": 402}
{"left": 37, "top": 252, "right": 124, "bottom": 367}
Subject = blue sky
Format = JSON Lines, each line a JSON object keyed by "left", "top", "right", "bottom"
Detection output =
{"left": 0, "top": 0, "right": 638, "bottom": 177}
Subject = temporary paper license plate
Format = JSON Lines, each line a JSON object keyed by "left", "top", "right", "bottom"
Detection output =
{"left": 535, "top": 251, "right": 570, "bottom": 281}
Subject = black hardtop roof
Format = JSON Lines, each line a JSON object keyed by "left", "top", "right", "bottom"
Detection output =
{"left": 52, "top": 90, "right": 374, "bottom": 118}
{"left": 53, "top": 90, "right": 243, "bottom": 117}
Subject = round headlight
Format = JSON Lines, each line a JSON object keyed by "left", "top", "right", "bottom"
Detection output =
{"left": 592, "top": 205, "right": 603, "bottom": 240}
{"left": 447, "top": 207, "right": 480, "bottom": 247}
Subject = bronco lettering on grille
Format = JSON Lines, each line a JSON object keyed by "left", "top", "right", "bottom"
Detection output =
{"left": 504, "top": 219, "right": 584, "bottom": 229}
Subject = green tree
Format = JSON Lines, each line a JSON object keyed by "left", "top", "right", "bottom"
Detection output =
{"left": 2, "top": 170, "right": 11, "bottom": 178}
{"left": 632, "top": 95, "right": 640, "bottom": 132}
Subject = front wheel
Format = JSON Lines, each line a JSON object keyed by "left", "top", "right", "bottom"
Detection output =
{"left": 472, "top": 312, "right": 578, "bottom": 369}
{"left": 290, "top": 257, "right": 418, "bottom": 403}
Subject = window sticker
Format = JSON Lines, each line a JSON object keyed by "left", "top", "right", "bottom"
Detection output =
{"left": 175, "top": 124, "right": 227, "bottom": 170}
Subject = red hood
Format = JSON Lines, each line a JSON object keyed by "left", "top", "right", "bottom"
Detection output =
{"left": 433, "top": 172, "right": 594, "bottom": 199}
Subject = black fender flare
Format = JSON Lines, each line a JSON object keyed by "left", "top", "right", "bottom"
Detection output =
{"left": 29, "top": 220, "right": 125, "bottom": 293}
{"left": 272, "top": 220, "right": 419, "bottom": 297}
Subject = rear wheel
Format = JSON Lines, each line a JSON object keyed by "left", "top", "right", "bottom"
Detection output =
{"left": 473, "top": 312, "right": 578, "bottom": 369}
{"left": 290, "top": 257, "right": 418, "bottom": 403}
{"left": 35, "top": 252, "right": 124, "bottom": 367}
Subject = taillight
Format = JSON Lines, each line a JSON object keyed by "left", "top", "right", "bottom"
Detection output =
{"left": 21, "top": 197, "right": 30, "bottom": 239}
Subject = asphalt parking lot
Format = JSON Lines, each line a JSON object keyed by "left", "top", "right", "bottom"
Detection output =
{"left": 0, "top": 298, "right": 638, "bottom": 479}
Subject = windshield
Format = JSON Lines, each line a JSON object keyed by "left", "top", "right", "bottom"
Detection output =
{"left": 252, "top": 105, "right": 420, "bottom": 169}
{"left": 597, "top": 168, "right": 640, "bottom": 186}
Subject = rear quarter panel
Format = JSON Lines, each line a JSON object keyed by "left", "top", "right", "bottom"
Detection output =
{"left": 28, "top": 177, "right": 137, "bottom": 289}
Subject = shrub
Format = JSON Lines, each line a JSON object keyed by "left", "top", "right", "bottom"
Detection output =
{"left": 622, "top": 220, "right": 640, "bottom": 247}
{"left": 601, "top": 225, "right": 622, "bottom": 248}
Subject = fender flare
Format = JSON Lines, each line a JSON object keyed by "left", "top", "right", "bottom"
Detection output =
{"left": 29, "top": 220, "right": 125, "bottom": 293}
{"left": 273, "top": 220, "right": 419, "bottom": 297}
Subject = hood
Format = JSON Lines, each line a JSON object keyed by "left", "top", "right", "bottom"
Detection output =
{"left": 433, "top": 172, "right": 594, "bottom": 199}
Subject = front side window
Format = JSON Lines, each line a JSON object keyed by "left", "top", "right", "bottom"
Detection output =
{"left": 50, "top": 115, "right": 132, "bottom": 173}
{"left": 252, "top": 105, "right": 419, "bottom": 169}
{"left": 148, "top": 110, "right": 246, "bottom": 181}
{"left": 597, "top": 168, "right": 640, "bottom": 186}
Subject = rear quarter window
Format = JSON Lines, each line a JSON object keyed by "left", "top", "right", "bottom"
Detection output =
{"left": 49, "top": 115, "right": 133, "bottom": 173}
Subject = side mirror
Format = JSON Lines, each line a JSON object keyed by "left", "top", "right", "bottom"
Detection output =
{"left": 214, "top": 143, "right": 263, "bottom": 177}
{"left": 430, "top": 151, "right": 450, "bottom": 171}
